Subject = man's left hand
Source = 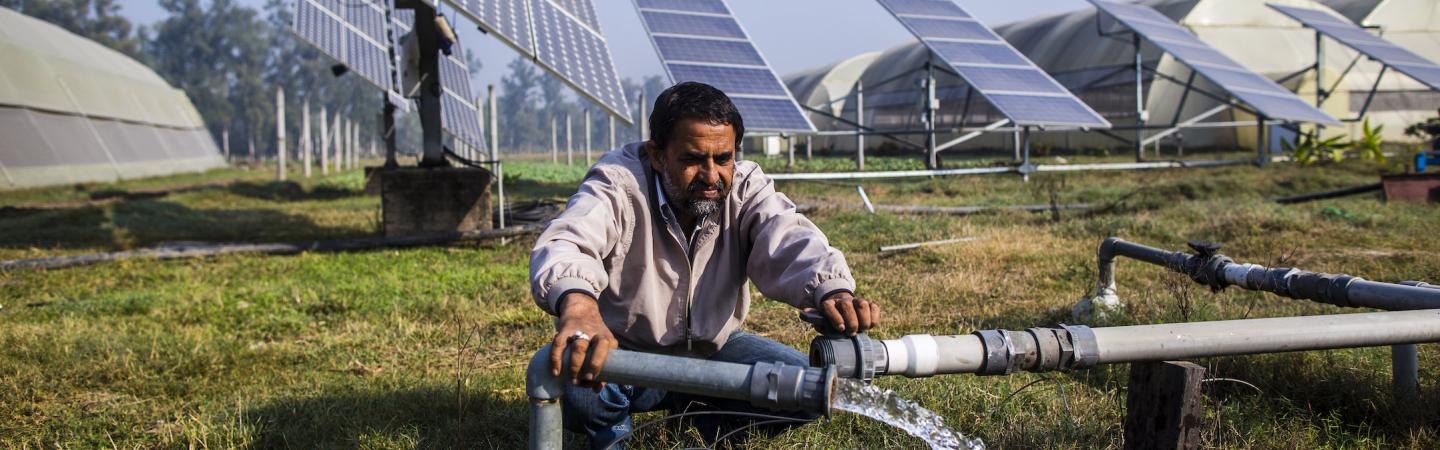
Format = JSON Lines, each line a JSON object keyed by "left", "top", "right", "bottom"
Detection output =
{"left": 812, "top": 292, "right": 879, "bottom": 336}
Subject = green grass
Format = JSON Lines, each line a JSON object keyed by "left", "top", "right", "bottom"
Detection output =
{"left": 2, "top": 156, "right": 1440, "bottom": 448}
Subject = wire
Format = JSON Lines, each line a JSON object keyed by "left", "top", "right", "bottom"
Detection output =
{"left": 599, "top": 410, "right": 809, "bottom": 450}
{"left": 713, "top": 419, "right": 794, "bottom": 445}
{"left": 443, "top": 147, "right": 497, "bottom": 168}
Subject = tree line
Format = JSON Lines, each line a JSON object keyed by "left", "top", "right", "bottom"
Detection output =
{"left": 3, "top": 0, "right": 668, "bottom": 158}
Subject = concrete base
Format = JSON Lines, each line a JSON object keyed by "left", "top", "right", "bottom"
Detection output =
{"left": 379, "top": 167, "right": 492, "bottom": 237}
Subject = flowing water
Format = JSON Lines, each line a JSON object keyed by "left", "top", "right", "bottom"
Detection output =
{"left": 831, "top": 379, "right": 985, "bottom": 450}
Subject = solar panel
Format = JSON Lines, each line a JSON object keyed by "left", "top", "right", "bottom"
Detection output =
{"left": 387, "top": 7, "right": 486, "bottom": 151}
{"left": 633, "top": 0, "right": 816, "bottom": 132}
{"left": 439, "top": 40, "right": 487, "bottom": 152}
{"left": 293, "top": 0, "right": 395, "bottom": 93}
{"left": 442, "top": 0, "right": 633, "bottom": 123}
{"left": 877, "top": 0, "right": 1111, "bottom": 128}
{"left": 1269, "top": 4, "right": 1440, "bottom": 91}
{"left": 1088, "top": 0, "right": 1339, "bottom": 125}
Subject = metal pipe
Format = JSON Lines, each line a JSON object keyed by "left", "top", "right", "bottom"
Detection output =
{"left": 1392, "top": 343, "right": 1419, "bottom": 401}
{"left": 527, "top": 345, "right": 834, "bottom": 449}
{"left": 855, "top": 81, "right": 865, "bottom": 171}
{"left": 813, "top": 309, "right": 1440, "bottom": 380}
{"left": 1085, "top": 238, "right": 1440, "bottom": 312}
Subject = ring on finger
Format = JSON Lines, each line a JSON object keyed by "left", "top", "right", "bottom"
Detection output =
{"left": 570, "top": 330, "right": 591, "bottom": 341}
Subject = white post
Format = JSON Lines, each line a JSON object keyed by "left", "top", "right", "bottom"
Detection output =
{"left": 566, "top": 114, "right": 573, "bottom": 166}
{"left": 489, "top": 85, "right": 504, "bottom": 232}
{"left": 638, "top": 91, "right": 648, "bottom": 141}
{"left": 222, "top": 127, "right": 230, "bottom": 159}
{"left": 248, "top": 136, "right": 256, "bottom": 163}
{"left": 608, "top": 113, "right": 615, "bottom": 151}
{"left": 302, "top": 98, "right": 312, "bottom": 178}
{"left": 856, "top": 81, "right": 865, "bottom": 171}
{"left": 584, "top": 109, "right": 592, "bottom": 165}
{"left": 276, "top": 87, "right": 287, "bottom": 181}
{"left": 550, "top": 116, "right": 558, "bottom": 163}
{"left": 350, "top": 120, "right": 358, "bottom": 169}
{"left": 332, "top": 114, "right": 342, "bottom": 174}
{"left": 319, "top": 106, "right": 330, "bottom": 175}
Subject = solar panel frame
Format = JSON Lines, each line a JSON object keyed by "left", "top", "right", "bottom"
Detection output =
{"left": 439, "top": 40, "right": 488, "bottom": 152}
{"left": 876, "top": 0, "right": 1111, "bottom": 128}
{"left": 292, "top": 0, "right": 396, "bottom": 93}
{"left": 1270, "top": 3, "right": 1440, "bottom": 91}
{"left": 633, "top": 0, "right": 817, "bottom": 132}
{"left": 1089, "top": 0, "right": 1340, "bottom": 125}
{"left": 527, "top": 0, "right": 632, "bottom": 123}
{"left": 438, "top": 0, "right": 633, "bottom": 124}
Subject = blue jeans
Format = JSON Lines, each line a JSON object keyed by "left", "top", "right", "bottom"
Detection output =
{"left": 561, "top": 331, "right": 821, "bottom": 449}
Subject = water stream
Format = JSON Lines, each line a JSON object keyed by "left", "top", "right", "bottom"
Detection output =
{"left": 831, "top": 379, "right": 985, "bottom": 450}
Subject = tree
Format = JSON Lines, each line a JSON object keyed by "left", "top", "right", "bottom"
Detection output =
{"left": 1, "top": 0, "right": 144, "bottom": 59}
{"left": 498, "top": 56, "right": 542, "bottom": 150}
{"left": 145, "top": 0, "right": 272, "bottom": 157}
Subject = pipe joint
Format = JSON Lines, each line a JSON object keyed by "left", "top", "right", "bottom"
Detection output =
{"left": 808, "top": 333, "right": 885, "bottom": 383}
{"left": 749, "top": 361, "right": 834, "bottom": 415}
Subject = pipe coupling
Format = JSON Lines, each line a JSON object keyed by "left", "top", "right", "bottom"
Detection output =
{"left": 809, "top": 333, "right": 886, "bottom": 383}
{"left": 749, "top": 361, "right": 834, "bottom": 414}
{"left": 972, "top": 325, "right": 1098, "bottom": 374}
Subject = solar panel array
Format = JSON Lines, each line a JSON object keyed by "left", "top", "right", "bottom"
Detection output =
{"left": 386, "top": 4, "right": 486, "bottom": 151}
{"left": 1268, "top": 4, "right": 1440, "bottom": 92}
{"left": 876, "top": 0, "right": 1111, "bottom": 128}
{"left": 439, "top": 41, "right": 488, "bottom": 151}
{"left": 293, "top": 0, "right": 395, "bottom": 93}
{"left": 1088, "top": 0, "right": 1339, "bottom": 125}
{"left": 445, "top": 0, "right": 632, "bottom": 122}
{"left": 633, "top": 0, "right": 816, "bottom": 132}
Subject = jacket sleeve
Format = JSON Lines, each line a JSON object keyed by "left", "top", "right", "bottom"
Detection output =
{"left": 529, "top": 166, "right": 628, "bottom": 316}
{"left": 738, "top": 164, "right": 856, "bottom": 309}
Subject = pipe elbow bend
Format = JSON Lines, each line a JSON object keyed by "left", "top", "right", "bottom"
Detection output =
{"left": 526, "top": 344, "right": 564, "bottom": 400}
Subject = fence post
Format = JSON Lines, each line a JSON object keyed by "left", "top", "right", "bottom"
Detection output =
{"left": 276, "top": 87, "right": 287, "bottom": 181}
{"left": 302, "top": 98, "right": 312, "bottom": 178}
{"left": 1124, "top": 361, "right": 1205, "bottom": 450}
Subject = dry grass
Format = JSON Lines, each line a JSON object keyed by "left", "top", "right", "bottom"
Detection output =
{"left": 1, "top": 156, "right": 1438, "bottom": 448}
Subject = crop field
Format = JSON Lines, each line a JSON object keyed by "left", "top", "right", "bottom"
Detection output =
{"left": 2, "top": 155, "right": 1439, "bottom": 448}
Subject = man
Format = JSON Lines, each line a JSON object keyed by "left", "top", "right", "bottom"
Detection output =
{"left": 529, "top": 82, "right": 879, "bottom": 448}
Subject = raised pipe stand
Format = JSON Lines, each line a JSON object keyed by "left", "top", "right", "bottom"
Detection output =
{"left": 1124, "top": 361, "right": 1204, "bottom": 450}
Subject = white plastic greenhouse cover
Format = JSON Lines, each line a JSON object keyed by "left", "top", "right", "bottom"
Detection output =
{"left": 0, "top": 6, "right": 224, "bottom": 190}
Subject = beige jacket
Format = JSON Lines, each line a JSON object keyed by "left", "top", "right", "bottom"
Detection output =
{"left": 529, "top": 142, "right": 855, "bottom": 356}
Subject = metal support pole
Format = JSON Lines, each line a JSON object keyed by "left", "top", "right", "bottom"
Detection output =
{"left": 1256, "top": 117, "right": 1268, "bottom": 167}
{"left": 415, "top": 3, "right": 445, "bottom": 167}
{"left": 855, "top": 81, "right": 865, "bottom": 171}
{"left": 489, "top": 85, "right": 504, "bottom": 232}
{"left": 805, "top": 134, "right": 812, "bottom": 160}
{"left": 565, "top": 114, "right": 573, "bottom": 165}
{"left": 1392, "top": 344, "right": 1419, "bottom": 401}
{"left": 384, "top": 100, "right": 398, "bottom": 168}
{"left": 276, "top": 87, "right": 286, "bottom": 181}
{"left": 1133, "top": 33, "right": 1146, "bottom": 162}
{"left": 1314, "top": 31, "right": 1327, "bottom": 137}
{"left": 608, "top": 113, "right": 615, "bottom": 151}
{"left": 924, "top": 62, "right": 938, "bottom": 169}
{"left": 302, "top": 98, "right": 312, "bottom": 178}
{"left": 1020, "top": 126, "right": 1034, "bottom": 182}
{"left": 584, "top": 109, "right": 592, "bottom": 165}
{"left": 222, "top": 127, "right": 230, "bottom": 159}
{"left": 550, "top": 115, "right": 558, "bottom": 163}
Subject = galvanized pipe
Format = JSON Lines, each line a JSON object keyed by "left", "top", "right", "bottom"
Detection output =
{"left": 1084, "top": 237, "right": 1440, "bottom": 312}
{"left": 813, "top": 309, "right": 1440, "bottom": 380}
{"left": 527, "top": 345, "right": 834, "bottom": 449}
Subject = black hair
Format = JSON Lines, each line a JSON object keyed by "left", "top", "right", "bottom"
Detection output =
{"left": 647, "top": 81, "right": 745, "bottom": 152}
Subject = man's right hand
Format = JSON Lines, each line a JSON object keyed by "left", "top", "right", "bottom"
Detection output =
{"left": 550, "top": 292, "right": 618, "bottom": 390}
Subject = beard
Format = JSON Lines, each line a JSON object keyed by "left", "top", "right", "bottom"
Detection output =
{"left": 660, "top": 174, "right": 725, "bottom": 218}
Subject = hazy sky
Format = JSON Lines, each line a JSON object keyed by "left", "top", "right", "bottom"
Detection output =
{"left": 117, "top": 0, "right": 1092, "bottom": 91}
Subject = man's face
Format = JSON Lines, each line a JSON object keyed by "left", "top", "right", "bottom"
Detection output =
{"left": 647, "top": 118, "right": 737, "bottom": 218}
